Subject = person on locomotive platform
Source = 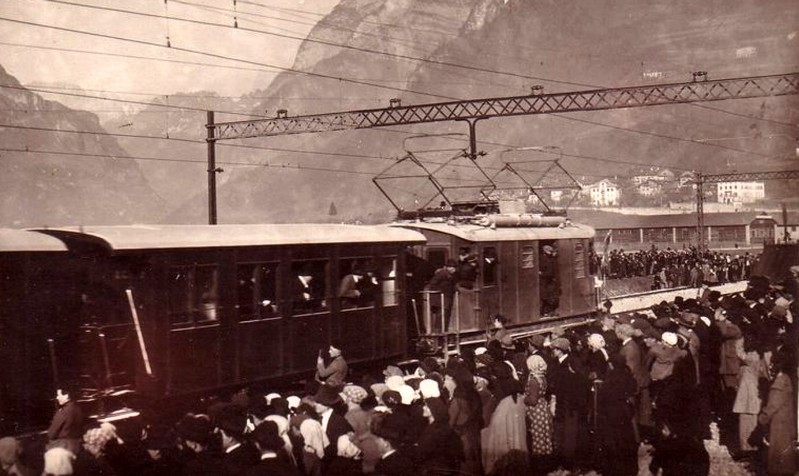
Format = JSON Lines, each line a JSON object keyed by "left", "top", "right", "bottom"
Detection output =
{"left": 47, "top": 387, "right": 84, "bottom": 454}
{"left": 540, "top": 244, "right": 560, "bottom": 316}
{"left": 425, "top": 259, "right": 458, "bottom": 332}
{"left": 315, "top": 343, "right": 348, "bottom": 391}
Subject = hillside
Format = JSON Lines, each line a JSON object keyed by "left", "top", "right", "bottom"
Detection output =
{"left": 0, "top": 66, "right": 165, "bottom": 227}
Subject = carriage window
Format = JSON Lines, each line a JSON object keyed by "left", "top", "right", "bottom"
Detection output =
{"left": 168, "top": 265, "right": 219, "bottom": 327}
{"left": 482, "top": 247, "right": 498, "bottom": 286}
{"left": 291, "top": 260, "right": 328, "bottom": 315}
{"left": 521, "top": 246, "right": 535, "bottom": 270}
{"left": 574, "top": 242, "right": 586, "bottom": 278}
{"left": 237, "top": 262, "right": 280, "bottom": 321}
{"left": 339, "top": 258, "right": 378, "bottom": 310}
{"left": 426, "top": 249, "right": 447, "bottom": 270}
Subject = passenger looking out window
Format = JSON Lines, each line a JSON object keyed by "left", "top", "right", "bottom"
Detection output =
{"left": 291, "top": 261, "right": 327, "bottom": 315}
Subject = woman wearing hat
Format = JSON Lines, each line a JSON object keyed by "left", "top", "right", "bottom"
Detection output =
{"left": 480, "top": 362, "right": 526, "bottom": 474}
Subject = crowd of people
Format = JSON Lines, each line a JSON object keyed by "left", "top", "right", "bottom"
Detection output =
{"left": 3, "top": 270, "right": 798, "bottom": 476}
{"left": 596, "top": 246, "right": 756, "bottom": 289}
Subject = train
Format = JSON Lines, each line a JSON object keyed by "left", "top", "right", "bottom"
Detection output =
{"left": 0, "top": 205, "right": 597, "bottom": 433}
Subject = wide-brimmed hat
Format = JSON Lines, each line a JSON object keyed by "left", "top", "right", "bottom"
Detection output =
{"left": 312, "top": 385, "right": 343, "bottom": 407}
{"left": 251, "top": 421, "right": 284, "bottom": 452}
{"left": 677, "top": 312, "right": 698, "bottom": 328}
{"left": 175, "top": 415, "right": 214, "bottom": 444}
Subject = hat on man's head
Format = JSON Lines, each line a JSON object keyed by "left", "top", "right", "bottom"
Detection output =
{"left": 175, "top": 415, "right": 214, "bottom": 444}
{"left": 677, "top": 312, "right": 698, "bottom": 328}
{"left": 312, "top": 385, "right": 343, "bottom": 407}
{"left": 602, "top": 299, "right": 613, "bottom": 310}
{"left": 215, "top": 405, "right": 248, "bottom": 440}
{"left": 550, "top": 337, "right": 571, "bottom": 352}
{"left": 251, "top": 421, "right": 284, "bottom": 452}
{"left": 528, "top": 334, "right": 546, "bottom": 349}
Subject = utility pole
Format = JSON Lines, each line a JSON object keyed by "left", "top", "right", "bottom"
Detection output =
{"left": 696, "top": 173, "right": 705, "bottom": 251}
{"left": 206, "top": 111, "right": 218, "bottom": 225}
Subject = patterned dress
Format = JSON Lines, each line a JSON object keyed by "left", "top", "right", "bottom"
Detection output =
{"left": 525, "top": 375, "right": 554, "bottom": 455}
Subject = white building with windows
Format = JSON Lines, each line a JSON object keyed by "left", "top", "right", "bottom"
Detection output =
{"left": 716, "top": 181, "right": 765, "bottom": 204}
{"left": 583, "top": 179, "right": 620, "bottom": 206}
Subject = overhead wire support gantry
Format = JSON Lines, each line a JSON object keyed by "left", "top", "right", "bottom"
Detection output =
{"left": 209, "top": 72, "right": 799, "bottom": 140}
{"left": 204, "top": 71, "right": 799, "bottom": 224}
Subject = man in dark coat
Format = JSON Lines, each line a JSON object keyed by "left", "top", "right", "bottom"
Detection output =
{"left": 548, "top": 337, "right": 590, "bottom": 469}
{"left": 540, "top": 245, "right": 560, "bottom": 316}
{"left": 371, "top": 413, "right": 416, "bottom": 476}
{"left": 596, "top": 353, "right": 639, "bottom": 476}
{"left": 425, "top": 260, "right": 458, "bottom": 332}
{"left": 311, "top": 385, "right": 353, "bottom": 472}
{"left": 246, "top": 421, "right": 301, "bottom": 476}
{"left": 175, "top": 414, "right": 225, "bottom": 476}
{"left": 47, "top": 387, "right": 84, "bottom": 454}
{"left": 216, "top": 406, "right": 259, "bottom": 476}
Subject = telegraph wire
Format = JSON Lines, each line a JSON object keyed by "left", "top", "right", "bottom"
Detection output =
{"left": 39, "top": 0, "right": 597, "bottom": 89}
{"left": 0, "top": 147, "right": 380, "bottom": 176}
{"left": 0, "top": 16, "right": 461, "bottom": 101}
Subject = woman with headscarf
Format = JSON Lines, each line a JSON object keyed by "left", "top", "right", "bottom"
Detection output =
{"left": 524, "top": 355, "right": 554, "bottom": 473}
{"left": 480, "top": 362, "right": 527, "bottom": 475}
{"left": 73, "top": 424, "right": 119, "bottom": 475}
{"left": 586, "top": 333, "right": 610, "bottom": 382}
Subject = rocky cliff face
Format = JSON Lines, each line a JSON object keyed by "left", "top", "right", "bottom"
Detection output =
{"left": 0, "top": 66, "right": 165, "bottom": 227}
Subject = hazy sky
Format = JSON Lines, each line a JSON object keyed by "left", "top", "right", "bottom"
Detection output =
{"left": 0, "top": 0, "right": 340, "bottom": 99}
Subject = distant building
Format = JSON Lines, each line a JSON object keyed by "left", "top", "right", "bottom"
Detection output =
{"left": 637, "top": 179, "right": 662, "bottom": 197}
{"left": 678, "top": 171, "right": 696, "bottom": 188}
{"left": 583, "top": 179, "right": 620, "bottom": 206}
{"left": 716, "top": 181, "right": 765, "bottom": 204}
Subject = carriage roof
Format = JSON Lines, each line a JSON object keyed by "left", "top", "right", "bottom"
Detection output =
{"left": 32, "top": 224, "right": 426, "bottom": 251}
{"left": 0, "top": 228, "right": 69, "bottom": 252}
{"left": 391, "top": 221, "right": 595, "bottom": 242}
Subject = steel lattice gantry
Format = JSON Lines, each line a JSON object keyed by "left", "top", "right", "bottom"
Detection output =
{"left": 210, "top": 72, "right": 799, "bottom": 140}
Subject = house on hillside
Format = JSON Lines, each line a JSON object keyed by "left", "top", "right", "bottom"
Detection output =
{"left": 582, "top": 179, "right": 620, "bottom": 207}
{"left": 637, "top": 179, "right": 663, "bottom": 197}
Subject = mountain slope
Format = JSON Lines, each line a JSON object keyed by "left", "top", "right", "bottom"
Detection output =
{"left": 0, "top": 65, "right": 166, "bottom": 227}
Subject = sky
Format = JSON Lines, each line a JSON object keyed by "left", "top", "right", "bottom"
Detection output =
{"left": 0, "top": 0, "right": 340, "bottom": 100}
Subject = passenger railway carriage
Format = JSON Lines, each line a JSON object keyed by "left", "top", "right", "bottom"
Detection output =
{"left": 0, "top": 214, "right": 597, "bottom": 432}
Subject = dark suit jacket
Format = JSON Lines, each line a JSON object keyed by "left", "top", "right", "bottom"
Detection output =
{"left": 222, "top": 442, "right": 260, "bottom": 476}
{"left": 375, "top": 451, "right": 416, "bottom": 476}
{"left": 244, "top": 456, "right": 302, "bottom": 476}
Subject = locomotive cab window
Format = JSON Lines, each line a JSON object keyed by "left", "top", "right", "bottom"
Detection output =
{"left": 482, "top": 247, "right": 498, "bottom": 287}
{"left": 339, "top": 258, "right": 378, "bottom": 310}
{"left": 291, "top": 259, "right": 328, "bottom": 315}
{"left": 237, "top": 262, "right": 280, "bottom": 321}
{"left": 168, "top": 264, "right": 219, "bottom": 327}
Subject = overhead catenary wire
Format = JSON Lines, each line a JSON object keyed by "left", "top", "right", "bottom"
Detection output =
{"left": 2, "top": 8, "right": 793, "bottom": 171}
{"left": 39, "top": 0, "right": 597, "bottom": 89}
